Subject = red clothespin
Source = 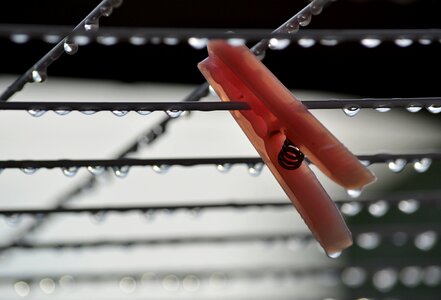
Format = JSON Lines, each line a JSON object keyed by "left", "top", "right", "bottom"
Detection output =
{"left": 198, "top": 40, "right": 376, "bottom": 257}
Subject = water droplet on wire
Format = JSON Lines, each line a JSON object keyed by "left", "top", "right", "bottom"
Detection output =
{"left": 31, "top": 70, "right": 46, "bottom": 83}
{"left": 395, "top": 38, "right": 413, "bottom": 47}
{"left": 413, "top": 158, "right": 432, "bottom": 173}
{"left": 373, "top": 268, "right": 398, "bottom": 291}
{"left": 62, "top": 167, "right": 78, "bottom": 177}
{"left": 63, "top": 41, "right": 78, "bottom": 55}
{"left": 112, "top": 110, "right": 128, "bottom": 117}
{"left": 43, "top": 34, "right": 61, "bottom": 44}
{"left": 398, "top": 199, "right": 420, "bottom": 214}
{"left": 387, "top": 158, "right": 407, "bottom": 173}
{"left": 73, "top": 35, "right": 91, "bottom": 46}
{"left": 113, "top": 166, "right": 130, "bottom": 178}
{"left": 342, "top": 105, "right": 360, "bottom": 117}
{"left": 119, "top": 277, "right": 137, "bottom": 294}
{"left": 341, "top": 267, "right": 367, "bottom": 287}
{"left": 163, "top": 37, "right": 179, "bottom": 45}
{"left": 227, "top": 38, "right": 246, "bottom": 46}
{"left": 268, "top": 38, "right": 290, "bottom": 50}
{"left": 90, "top": 211, "right": 107, "bottom": 224}
{"left": 162, "top": 274, "right": 180, "bottom": 291}
{"left": 298, "top": 12, "right": 312, "bottom": 27}
{"left": 129, "top": 36, "right": 147, "bottom": 45}
{"left": 28, "top": 109, "right": 46, "bottom": 117}
{"left": 182, "top": 274, "right": 200, "bottom": 292}
{"left": 248, "top": 163, "right": 264, "bottom": 176}
{"left": 368, "top": 200, "right": 389, "bottom": 217}
{"left": 361, "top": 38, "right": 381, "bottom": 48}
{"left": 216, "top": 163, "right": 232, "bottom": 173}
{"left": 97, "top": 36, "right": 118, "bottom": 46}
{"left": 310, "top": 2, "right": 324, "bottom": 15}
{"left": 136, "top": 110, "right": 152, "bottom": 116}
{"left": 100, "top": 4, "right": 113, "bottom": 17}
{"left": 320, "top": 38, "right": 339, "bottom": 46}
{"left": 340, "top": 201, "right": 362, "bottom": 216}
{"left": 423, "top": 266, "right": 441, "bottom": 286}
{"left": 427, "top": 105, "right": 441, "bottom": 114}
{"left": 54, "top": 109, "right": 70, "bottom": 116}
{"left": 374, "top": 106, "right": 391, "bottom": 112}
{"left": 188, "top": 37, "right": 208, "bottom": 49}
{"left": 84, "top": 19, "right": 99, "bottom": 31}
{"left": 400, "top": 266, "right": 422, "bottom": 287}
{"left": 10, "top": 34, "right": 30, "bottom": 44}
{"left": 414, "top": 231, "right": 437, "bottom": 251}
{"left": 80, "top": 110, "right": 97, "bottom": 115}
{"left": 152, "top": 165, "right": 169, "bottom": 174}
{"left": 286, "top": 21, "right": 299, "bottom": 34}
{"left": 39, "top": 278, "right": 56, "bottom": 294}
{"left": 357, "top": 232, "right": 381, "bottom": 249}
{"left": 5, "top": 214, "right": 22, "bottom": 227}
{"left": 21, "top": 167, "right": 38, "bottom": 175}
{"left": 165, "top": 110, "right": 183, "bottom": 118}
{"left": 297, "top": 38, "right": 316, "bottom": 48}
{"left": 406, "top": 103, "right": 422, "bottom": 112}
{"left": 87, "top": 166, "right": 106, "bottom": 176}
{"left": 14, "top": 281, "right": 30, "bottom": 297}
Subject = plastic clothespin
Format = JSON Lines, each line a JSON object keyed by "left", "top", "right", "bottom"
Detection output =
{"left": 198, "top": 40, "right": 376, "bottom": 257}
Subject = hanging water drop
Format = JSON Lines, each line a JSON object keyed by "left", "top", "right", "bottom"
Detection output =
{"left": 298, "top": 12, "right": 312, "bottom": 27}
{"left": 43, "top": 34, "right": 61, "bottom": 44}
{"left": 119, "top": 277, "right": 137, "bottom": 294}
{"left": 414, "top": 231, "right": 437, "bottom": 251}
{"left": 97, "top": 36, "right": 118, "bottom": 46}
{"left": 347, "top": 189, "right": 363, "bottom": 198}
{"left": 39, "top": 278, "right": 56, "bottom": 294}
{"left": 84, "top": 19, "right": 99, "bottom": 31}
{"left": 21, "top": 167, "right": 38, "bottom": 175}
{"left": 31, "top": 70, "right": 47, "bottom": 83}
{"left": 340, "top": 201, "right": 362, "bottom": 216}
{"left": 113, "top": 165, "right": 130, "bottom": 178}
{"left": 310, "top": 2, "right": 323, "bottom": 15}
{"left": 10, "top": 34, "right": 30, "bottom": 44}
{"left": 406, "top": 103, "right": 422, "bottom": 113}
{"left": 100, "top": 4, "right": 113, "bottom": 17}
{"left": 361, "top": 38, "right": 381, "bottom": 48}
{"left": 387, "top": 158, "right": 407, "bottom": 173}
{"left": 27, "top": 109, "right": 46, "bottom": 117}
{"left": 356, "top": 232, "right": 381, "bottom": 249}
{"left": 374, "top": 106, "right": 391, "bottom": 112}
{"left": 129, "top": 36, "right": 147, "bottom": 46}
{"left": 248, "top": 162, "right": 264, "bottom": 176}
{"left": 182, "top": 274, "right": 201, "bottom": 292}
{"left": 152, "top": 165, "right": 169, "bottom": 174}
{"left": 14, "top": 281, "right": 30, "bottom": 297}
{"left": 368, "top": 200, "right": 389, "bottom": 217}
{"left": 163, "top": 37, "right": 179, "bottom": 46}
{"left": 216, "top": 163, "right": 232, "bottom": 173}
{"left": 144, "top": 209, "right": 156, "bottom": 222}
{"left": 373, "top": 268, "right": 398, "bottom": 292}
{"left": 5, "top": 214, "right": 22, "bottom": 227}
{"left": 136, "top": 110, "right": 152, "bottom": 116}
{"left": 54, "top": 109, "right": 70, "bottom": 116}
{"left": 286, "top": 20, "right": 299, "bottom": 34}
{"left": 342, "top": 105, "right": 361, "bottom": 117}
{"left": 413, "top": 158, "right": 432, "bottom": 173}
{"left": 73, "top": 35, "right": 91, "bottom": 46}
{"left": 327, "top": 251, "right": 342, "bottom": 259}
{"left": 63, "top": 41, "right": 78, "bottom": 55}
{"left": 427, "top": 105, "right": 441, "bottom": 114}
{"left": 418, "top": 38, "right": 432, "bottom": 45}
{"left": 226, "top": 38, "right": 246, "bottom": 46}
{"left": 62, "top": 166, "right": 78, "bottom": 177}
{"left": 341, "top": 267, "right": 367, "bottom": 287}
{"left": 268, "top": 38, "right": 290, "bottom": 50}
{"left": 112, "top": 110, "right": 128, "bottom": 117}
{"left": 297, "top": 38, "right": 316, "bottom": 48}
{"left": 189, "top": 207, "right": 202, "bottom": 219}
{"left": 395, "top": 38, "right": 413, "bottom": 47}
{"left": 110, "top": 0, "right": 123, "bottom": 8}
{"left": 87, "top": 166, "right": 106, "bottom": 175}
{"left": 188, "top": 37, "right": 208, "bottom": 49}
{"left": 80, "top": 110, "right": 97, "bottom": 115}
{"left": 165, "top": 110, "right": 183, "bottom": 118}
{"left": 90, "top": 211, "right": 107, "bottom": 224}
{"left": 320, "top": 38, "right": 339, "bottom": 46}
{"left": 400, "top": 266, "right": 422, "bottom": 288}
{"left": 398, "top": 199, "right": 420, "bottom": 214}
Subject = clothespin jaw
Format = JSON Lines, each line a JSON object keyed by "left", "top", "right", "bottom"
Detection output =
{"left": 198, "top": 40, "right": 376, "bottom": 256}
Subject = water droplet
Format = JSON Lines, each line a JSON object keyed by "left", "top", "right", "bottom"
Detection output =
{"left": 84, "top": 19, "right": 99, "bottom": 31}
{"left": 248, "top": 162, "right": 264, "bottom": 176}
{"left": 61, "top": 166, "right": 78, "bottom": 177}
{"left": 152, "top": 165, "right": 169, "bottom": 174}
{"left": 163, "top": 37, "right": 179, "bottom": 45}
{"left": 27, "top": 109, "right": 46, "bottom": 117}
{"left": 414, "top": 230, "right": 437, "bottom": 251}
{"left": 320, "top": 38, "right": 339, "bottom": 46}
{"left": 310, "top": 3, "right": 323, "bottom": 15}
{"left": 63, "top": 41, "right": 78, "bottom": 55}
{"left": 129, "top": 36, "right": 147, "bottom": 45}
{"left": 340, "top": 201, "right": 362, "bottom": 216}
{"left": 268, "top": 38, "right": 290, "bottom": 50}
{"left": 359, "top": 160, "right": 371, "bottom": 167}
{"left": 150, "top": 37, "right": 161, "bottom": 44}
{"left": 43, "top": 34, "right": 61, "bottom": 44}
{"left": 418, "top": 38, "right": 432, "bottom": 45}
{"left": 59, "top": 275, "right": 75, "bottom": 289}
{"left": 143, "top": 209, "right": 156, "bottom": 222}
{"left": 357, "top": 232, "right": 381, "bottom": 249}
{"left": 342, "top": 105, "right": 361, "bottom": 117}
{"left": 373, "top": 268, "right": 398, "bottom": 291}
{"left": 87, "top": 166, "right": 106, "bottom": 176}
{"left": 119, "top": 277, "right": 137, "bottom": 294}
{"left": 341, "top": 267, "right": 367, "bottom": 287}
{"left": 347, "top": 189, "right": 363, "bottom": 198}
{"left": 374, "top": 106, "right": 391, "bottom": 112}
{"left": 39, "top": 278, "right": 56, "bottom": 294}
{"left": 327, "top": 251, "right": 342, "bottom": 259}
{"left": 255, "top": 48, "right": 266, "bottom": 60}
{"left": 162, "top": 274, "right": 180, "bottom": 291}
{"left": 54, "top": 109, "right": 70, "bottom": 116}
{"left": 10, "top": 34, "right": 30, "bottom": 44}
{"left": 73, "top": 35, "right": 90, "bottom": 46}
{"left": 361, "top": 38, "right": 381, "bottom": 48}
{"left": 182, "top": 274, "right": 200, "bottom": 292}
{"left": 110, "top": 0, "right": 123, "bottom": 8}
{"left": 406, "top": 103, "right": 422, "bottom": 113}
{"left": 165, "top": 110, "right": 183, "bottom": 118}
{"left": 188, "top": 37, "right": 208, "bottom": 49}
{"left": 21, "top": 167, "right": 38, "bottom": 175}
{"left": 427, "top": 104, "right": 441, "bottom": 114}
{"left": 5, "top": 214, "right": 22, "bottom": 227}
{"left": 398, "top": 199, "right": 420, "bottom": 214}
{"left": 188, "top": 207, "right": 202, "bottom": 218}
{"left": 227, "top": 38, "right": 246, "bottom": 46}
{"left": 31, "top": 70, "right": 46, "bottom": 83}
{"left": 80, "top": 110, "right": 97, "bottom": 115}
{"left": 100, "top": 4, "right": 113, "bottom": 17}
{"left": 112, "top": 110, "right": 128, "bottom": 117}
{"left": 136, "top": 110, "right": 152, "bottom": 116}
{"left": 413, "top": 158, "right": 432, "bottom": 173}
{"left": 387, "top": 158, "right": 407, "bottom": 173}
{"left": 209, "top": 272, "right": 228, "bottom": 289}
{"left": 97, "top": 36, "right": 118, "bottom": 46}
{"left": 400, "top": 266, "right": 422, "bottom": 287}
{"left": 113, "top": 166, "right": 130, "bottom": 178}
{"left": 286, "top": 21, "right": 299, "bottom": 34}
{"left": 297, "top": 38, "right": 315, "bottom": 48}
{"left": 216, "top": 163, "right": 232, "bottom": 173}
{"left": 14, "top": 281, "right": 30, "bottom": 297}
{"left": 423, "top": 266, "right": 441, "bottom": 286}
{"left": 0, "top": 168, "right": 3, "bottom": 175}
{"left": 395, "top": 38, "right": 413, "bottom": 47}
{"left": 90, "top": 211, "right": 107, "bottom": 224}
{"left": 392, "top": 231, "right": 408, "bottom": 246}
{"left": 368, "top": 200, "right": 389, "bottom": 217}
{"left": 298, "top": 12, "right": 312, "bottom": 27}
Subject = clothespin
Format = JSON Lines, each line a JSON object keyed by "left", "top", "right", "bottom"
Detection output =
{"left": 198, "top": 40, "right": 376, "bottom": 257}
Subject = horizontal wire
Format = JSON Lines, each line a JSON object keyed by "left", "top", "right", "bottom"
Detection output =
{"left": 0, "top": 153, "right": 440, "bottom": 170}
{"left": 3, "top": 25, "right": 441, "bottom": 44}
{"left": 1, "top": 97, "right": 441, "bottom": 113}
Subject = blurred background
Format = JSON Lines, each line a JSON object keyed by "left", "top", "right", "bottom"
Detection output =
{"left": 1, "top": 0, "right": 441, "bottom": 299}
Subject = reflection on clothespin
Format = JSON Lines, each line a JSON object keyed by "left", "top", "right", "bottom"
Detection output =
{"left": 198, "top": 40, "right": 376, "bottom": 257}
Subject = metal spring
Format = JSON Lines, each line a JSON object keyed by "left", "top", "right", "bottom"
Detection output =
{"left": 278, "top": 139, "right": 304, "bottom": 170}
